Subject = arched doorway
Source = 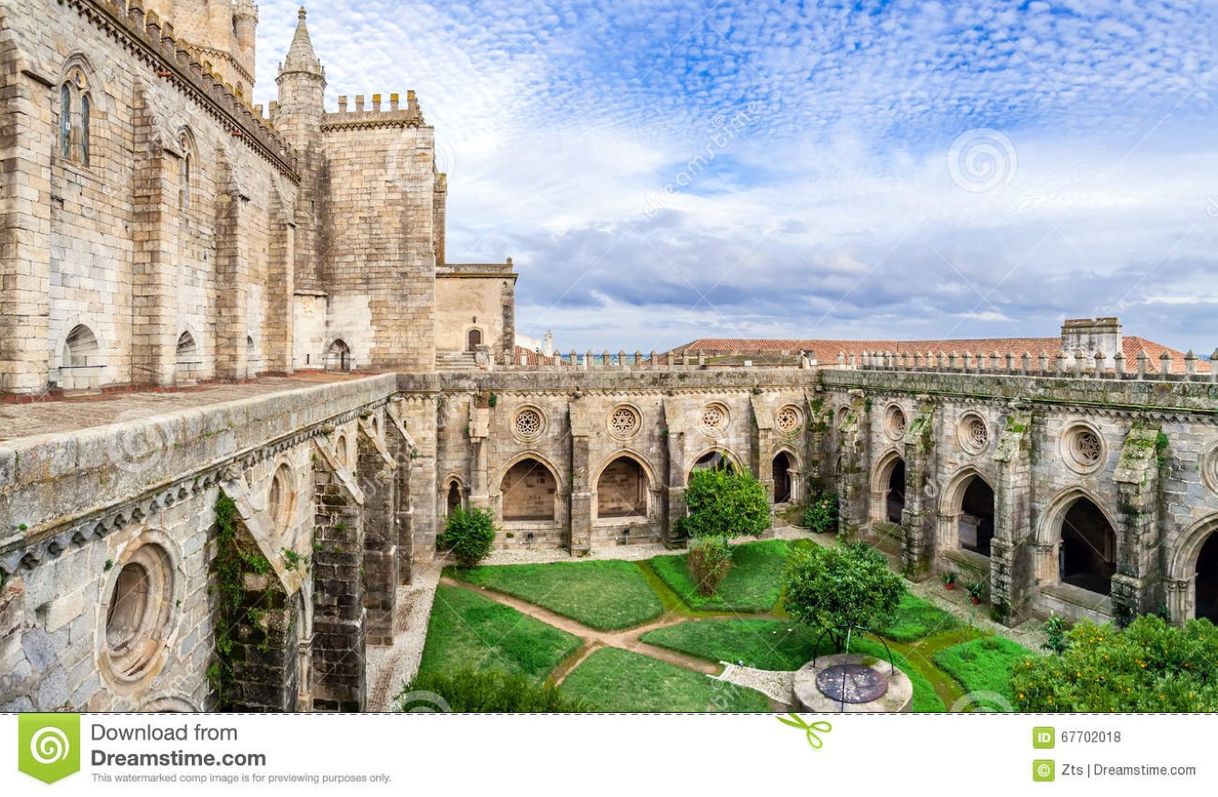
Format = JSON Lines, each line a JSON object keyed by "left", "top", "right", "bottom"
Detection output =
{"left": 872, "top": 454, "right": 906, "bottom": 524}
{"left": 325, "top": 339, "right": 351, "bottom": 372}
{"left": 1197, "top": 533, "right": 1218, "bottom": 622}
{"left": 445, "top": 480, "right": 463, "bottom": 516}
{"left": 958, "top": 476, "right": 995, "bottom": 556}
{"left": 466, "top": 328, "right": 483, "bottom": 352}
{"left": 596, "top": 457, "right": 649, "bottom": 518}
{"left": 1058, "top": 497, "right": 1117, "bottom": 595}
{"left": 175, "top": 331, "right": 198, "bottom": 382}
{"left": 772, "top": 452, "right": 794, "bottom": 503}
{"left": 886, "top": 461, "right": 906, "bottom": 523}
{"left": 501, "top": 458, "right": 558, "bottom": 521}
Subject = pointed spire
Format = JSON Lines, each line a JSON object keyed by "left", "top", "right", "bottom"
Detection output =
{"left": 279, "top": 5, "right": 324, "bottom": 79}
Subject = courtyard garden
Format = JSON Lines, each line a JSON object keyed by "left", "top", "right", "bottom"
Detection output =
{"left": 411, "top": 535, "right": 1039, "bottom": 712}
{"left": 406, "top": 470, "right": 1218, "bottom": 713}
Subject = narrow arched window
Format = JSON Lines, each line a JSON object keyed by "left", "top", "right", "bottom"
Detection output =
{"left": 181, "top": 152, "right": 191, "bottom": 209}
{"left": 80, "top": 94, "right": 91, "bottom": 166}
{"left": 60, "top": 84, "right": 72, "bottom": 158}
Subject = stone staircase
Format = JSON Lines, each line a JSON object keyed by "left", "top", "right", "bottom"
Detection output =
{"left": 435, "top": 351, "right": 478, "bottom": 372}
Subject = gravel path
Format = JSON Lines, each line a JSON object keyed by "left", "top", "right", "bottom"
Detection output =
{"left": 364, "top": 562, "right": 443, "bottom": 711}
{"left": 715, "top": 664, "right": 796, "bottom": 707}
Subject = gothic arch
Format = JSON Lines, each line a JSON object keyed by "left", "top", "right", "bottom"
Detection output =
{"left": 1168, "top": 514, "right": 1218, "bottom": 622}
{"left": 936, "top": 466, "right": 996, "bottom": 556}
{"left": 771, "top": 446, "right": 801, "bottom": 504}
{"left": 441, "top": 474, "right": 467, "bottom": 517}
{"left": 497, "top": 453, "right": 563, "bottom": 523}
{"left": 1036, "top": 487, "right": 1118, "bottom": 546}
{"left": 1037, "top": 488, "right": 1119, "bottom": 596}
{"left": 870, "top": 449, "right": 906, "bottom": 524}
{"left": 593, "top": 450, "right": 657, "bottom": 519}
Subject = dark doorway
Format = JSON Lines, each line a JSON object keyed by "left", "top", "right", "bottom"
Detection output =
{"left": 1059, "top": 498, "right": 1117, "bottom": 595}
{"left": 886, "top": 460, "right": 906, "bottom": 524}
{"left": 466, "top": 329, "right": 483, "bottom": 351}
{"left": 772, "top": 452, "right": 793, "bottom": 503}
{"left": 959, "top": 477, "right": 996, "bottom": 557}
{"left": 1196, "top": 533, "right": 1218, "bottom": 622}
{"left": 446, "top": 481, "right": 462, "bottom": 516}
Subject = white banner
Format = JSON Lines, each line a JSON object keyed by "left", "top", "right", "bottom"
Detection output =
{"left": 1, "top": 712, "right": 1212, "bottom": 796}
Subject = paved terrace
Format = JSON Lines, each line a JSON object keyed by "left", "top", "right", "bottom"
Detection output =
{"left": 0, "top": 374, "right": 370, "bottom": 443}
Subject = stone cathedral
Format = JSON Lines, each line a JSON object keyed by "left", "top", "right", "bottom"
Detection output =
{"left": 1, "top": 1, "right": 1217, "bottom": 713}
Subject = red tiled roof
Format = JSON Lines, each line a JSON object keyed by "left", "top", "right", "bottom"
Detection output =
{"left": 513, "top": 346, "right": 557, "bottom": 366}
{"left": 674, "top": 336, "right": 1210, "bottom": 374}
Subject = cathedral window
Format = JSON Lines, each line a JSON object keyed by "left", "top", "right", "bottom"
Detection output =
{"left": 58, "top": 67, "right": 93, "bottom": 167}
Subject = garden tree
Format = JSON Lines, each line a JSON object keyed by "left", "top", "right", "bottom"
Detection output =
{"left": 802, "top": 490, "right": 839, "bottom": 534}
{"left": 782, "top": 541, "right": 904, "bottom": 652}
{"left": 681, "top": 468, "right": 770, "bottom": 596}
{"left": 1012, "top": 615, "right": 1218, "bottom": 712}
{"left": 440, "top": 507, "right": 497, "bottom": 567}
{"left": 682, "top": 467, "right": 771, "bottom": 539}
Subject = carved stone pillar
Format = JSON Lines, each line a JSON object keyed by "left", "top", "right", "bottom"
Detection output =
{"left": 662, "top": 398, "right": 688, "bottom": 546}
{"left": 568, "top": 397, "right": 593, "bottom": 554}
{"left": 1112, "top": 425, "right": 1165, "bottom": 626}
{"left": 991, "top": 408, "right": 1034, "bottom": 624}
{"left": 356, "top": 417, "right": 398, "bottom": 646}
{"left": 836, "top": 391, "right": 871, "bottom": 538}
{"left": 900, "top": 398, "right": 937, "bottom": 580}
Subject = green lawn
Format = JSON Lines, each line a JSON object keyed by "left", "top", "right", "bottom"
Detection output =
{"left": 640, "top": 618, "right": 946, "bottom": 712}
{"left": 452, "top": 559, "right": 664, "bottom": 630}
{"left": 560, "top": 648, "right": 772, "bottom": 712}
{"left": 650, "top": 539, "right": 796, "bottom": 612}
{"left": 877, "top": 592, "right": 961, "bottom": 642}
{"left": 932, "top": 636, "right": 1036, "bottom": 707}
{"left": 418, "top": 585, "right": 581, "bottom": 682}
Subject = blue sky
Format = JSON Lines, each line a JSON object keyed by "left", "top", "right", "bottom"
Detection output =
{"left": 256, "top": 0, "right": 1218, "bottom": 352}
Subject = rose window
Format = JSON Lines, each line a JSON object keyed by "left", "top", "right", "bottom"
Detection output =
{"left": 514, "top": 408, "right": 543, "bottom": 439}
{"left": 775, "top": 406, "right": 801, "bottom": 434}
{"left": 609, "top": 406, "right": 641, "bottom": 438}
{"left": 700, "top": 404, "right": 728, "bottom": 435}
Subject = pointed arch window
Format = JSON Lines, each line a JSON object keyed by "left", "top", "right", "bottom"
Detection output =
{"left": 60, "top": 84, "right": 72, "bottom": 158}
{"left": 58, "top": 67, "right": 93, "bottom": 167}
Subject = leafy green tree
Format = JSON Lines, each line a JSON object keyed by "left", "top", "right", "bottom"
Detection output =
{"left": 440, "top": 507, "right": 497, "bottom": 567}
{"left": 686, "top": 535, "right": 733, "bottom": 596}
{"left": 782, "top": 541, "right": 904, "bottom": 651}
{"left": 1012, "top": 615, "right": 1218, "bottom": 712}
{"left": 682, "top": 467, "right": 771, "bottom": 540}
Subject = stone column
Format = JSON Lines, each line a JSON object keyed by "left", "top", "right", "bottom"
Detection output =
{"left": 386, "top": 402, "right": 415, "bottom": 585}
{"left": 265, "top": 195, "right": 296, "bottom": 374}
{"left": 310, "top": 439, "right": 366, "bottom": 712}
{"left": 357, "top": 418, "right": 397, "bottom": 646}
{"left": 900, "top": 398, "right": 936, "bottom": 580}
{"left": 1166, "top": 579, "right": 1191, "bottom": 625}
{"left": 0, "top": 64, "right": 54, "bottom": 393}
{"left": 662, "top": 398, "right": 688, "bottom": 546}
{"left": 750, "top": 395, "right": 776, "bottom": 502}
{"left": 991, "top": 408, "right": 1034, "bottom": 624}
{"left": 805, "top": 392, "right": 828, "bottom": 495}
{"left": 568, "top": 397, "right": 593, "bottom": 554}
{"left": 226, "top": 577, "right": 300, "bottom": 712}
{"left": 836, "top": 391, "right": 871, "bottom": 538}
{"left": 1112, "top": 425, "right": 1165, "bottom": 626}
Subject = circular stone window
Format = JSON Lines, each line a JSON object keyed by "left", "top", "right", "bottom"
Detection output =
{"left": 608, "top": 405, "right": 641, "bottom": 439}
{"left": 103, "top": 543, "right": 175, "bottom": 683}
{"left": 775, "top": 405, "right": 802, "bottom": 435}
{"left": 699, "top": 403, "right": 730, "bottom": 437}
{"left": 513, "top": 407, "right": 545, "bottom": 441}
{"left": 1203, "top": 444, "right": 1218, "bottom": 495}
{"left": 959, "top": 413, "right": 990, "bottom": 454}
{"left": 885, "top": 405, "right": 908, "bottom": 441}
{"left": 268, "top": 463, "right": 295, "bottom": 532}
{"left": 1060, "top": 423, "right": 1106, "bottom": 474}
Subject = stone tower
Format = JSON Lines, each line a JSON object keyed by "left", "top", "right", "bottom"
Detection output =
{"left": 273, "top": 6, "right": 327, "bottom": 293}
{"left": 141, "top": 0, "right": 259, "bottom": 99}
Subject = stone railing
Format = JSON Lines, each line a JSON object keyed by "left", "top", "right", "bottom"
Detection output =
{"left": 843, "top": 349, "right": 1218, "bottom": 383}
{"left": 500, "top": 350, "right": 817, "bottom": 371}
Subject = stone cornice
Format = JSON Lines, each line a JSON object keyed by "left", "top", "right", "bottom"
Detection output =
{"left": 70, "top": 0, "right": 299, "bottom": 180}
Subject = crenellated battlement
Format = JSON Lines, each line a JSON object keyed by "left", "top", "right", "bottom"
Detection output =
{"left": 321, "top": 90, "right": 427, "bottom": 130}
{"left": 81, "top": 0, "right": 297, "bottom": 177}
